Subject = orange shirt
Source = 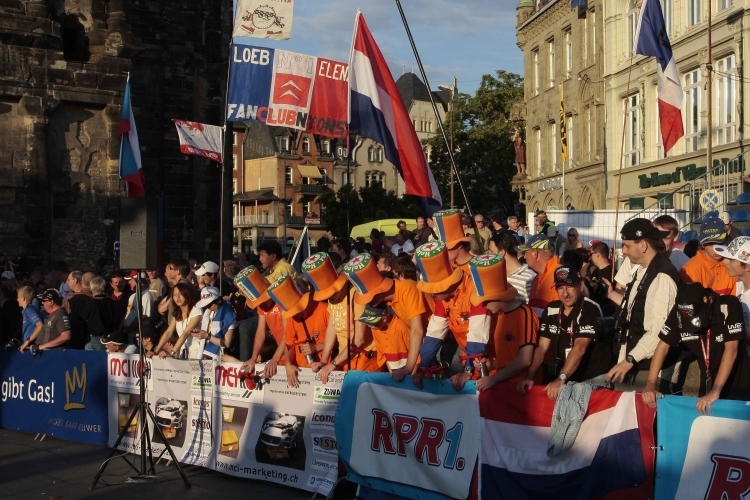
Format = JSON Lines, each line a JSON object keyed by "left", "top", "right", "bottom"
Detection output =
{"left": 439, "top": 271, "right": 484, "bottom": 349}
{"left": 284, "top": 300, "right": 329, "bottom": 368}
{"left": 680, "top": 250, "right": 737, "bottom": 295}
{"left": 528, "top": 256, "right": 560, "bottom": 315}
{"left": 254, "top": 301, "right": 286, "bottom": 364}
{"left": 327, "top": 289, "right": 378, "bottom": 372}
{"left": 371, "top": 316, "right": 414, "bottom": 371}
{"left": 486, "top": 304, "right": 540, "bottom": 384}
{"left": 387, "top": 279, "right": 430, "bottom": 329}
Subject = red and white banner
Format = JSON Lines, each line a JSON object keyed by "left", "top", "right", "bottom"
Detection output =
{"left": 233, "top": 0, "right": 295, "bottom": 40}
{"left": 173, "top": 119, "right": 224, "bottom": 162}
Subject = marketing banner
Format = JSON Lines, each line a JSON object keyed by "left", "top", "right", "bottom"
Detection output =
{"left": 0, "top": 350, "right": 108, "bottom": 446}
{"left": 213, "top": 364, "right": 342, "bottom": 497}
{"left": 336, "top": 371, "right": 479, "bottom": 500}
{"left": 107, "top": 353, "right": 154, "bottom": 455}
{"left": 655, "top": 395, "right": 750, "bottom": 500}
{"left": 227, "top": 44, "right": 348, "bottom": 138}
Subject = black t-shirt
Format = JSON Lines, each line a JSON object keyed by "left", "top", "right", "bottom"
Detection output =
{"left": 659, "top": 293, "right": 747, "bottom": 397}
{"left": 540, "top": 298, "right": 613, "bottom": 382}
{"left": 81, "top": 295, "right": 115, "bottom": 337}
{"left": 40, "top": 308, "right": 71, "bottom": 348}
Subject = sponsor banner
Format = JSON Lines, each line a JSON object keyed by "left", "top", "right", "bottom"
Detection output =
{"left": 233, "top": 0, "right": 294, "bottom": 40}
{"left": 0, "top": 350, "right": 108, "bottom": 446}
{"left": 656, "top": 395, "right": 750, "bottom": 500}
{"left": 227, "top": 44, "right": 347, "bottom": 138}
{"left": 213, "top": 364, "right": 342, "bottom": 496}
{"left": 214, "top": 362, "right": 264, "bottom": 405}
{"left": 173, "top": 120, "right": 223, "bottom": 162}
{"left": 108, "top": 352, "right": 153, "bottom": 391}
{"left": 336, "top": 371, "right": 479, "bottom": 500}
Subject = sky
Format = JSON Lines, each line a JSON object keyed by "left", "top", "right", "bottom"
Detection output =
{"left": 233, "top": 0, "right": 523, "bottom": 96}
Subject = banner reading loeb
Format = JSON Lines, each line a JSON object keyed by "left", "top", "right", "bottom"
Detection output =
{"left": 0, "top": 350, "right": 108, "bottom": 446}
{"left": 336, "top": 372, "right": 479, "bottom": 500}
{"left": 227, "top": 44, "right": 348, "bottom": 138}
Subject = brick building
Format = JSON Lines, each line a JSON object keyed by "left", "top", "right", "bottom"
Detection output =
{"left": 0, "top": 0, "right": 233, "bottom": 270}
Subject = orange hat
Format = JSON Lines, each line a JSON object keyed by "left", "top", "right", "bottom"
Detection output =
{"left": 468, "top": 254, "right": 518, "bottom": 305}
{"left": 266, "top": 275, "right": 311, "bottom": 319}
{"left": 344, "top": 253, "right": 394, "bottom": 305}
{"left": 302, "top": 252, "right": 348, "bottom": 301}
{"left": 433, "top": 209, "right": 472, "bottom": 250}
{"left": 234, "top": 266, "right": 271, "bottom": 308}
{"left": 414, "top": 240, "right": 463, "bottom": 294}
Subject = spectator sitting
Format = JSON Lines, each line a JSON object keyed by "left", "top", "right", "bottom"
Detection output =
{"left": 82, "top": 277, "right": 114, "bottom": 351}
{"left": 17, "top": 285, "right": 43, "bottom": 352}
{"left": 391, "top": 231, "right": 415, "bottom": 255}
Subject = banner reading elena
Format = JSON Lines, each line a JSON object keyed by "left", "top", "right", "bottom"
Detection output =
{"left": 213, "top": 365, "right": 342, "bottom": 497}
{"left": 226, "top": 44, "right": 348, "bottom": 138}
{"left": 0, "top": 350, "right": 108, "bottom": 446}
{"left": 336, "top": 372, "right": 479, "bottom": 500}
{"left": 655, "top": 395, "right": 750, "bottom": 500}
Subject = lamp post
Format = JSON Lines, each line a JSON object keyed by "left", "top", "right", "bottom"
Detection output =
{"left": 438, "top": 77, "right": 457, "bottom": 208}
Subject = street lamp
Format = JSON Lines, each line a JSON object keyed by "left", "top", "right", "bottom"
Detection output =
{"left": 438, "top": 77, "right": 457, "bottom": 208}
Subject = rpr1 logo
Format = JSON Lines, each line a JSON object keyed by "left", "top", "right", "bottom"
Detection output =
{"left": 704, "top": 454, "right": 750, "bottom": 500}
{"left": 370, "top": 409, "right": 465, "bottom": 470}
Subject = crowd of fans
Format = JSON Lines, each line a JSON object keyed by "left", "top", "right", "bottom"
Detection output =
{"left": 2, "top": 206, "right": 750, "bottom": 418}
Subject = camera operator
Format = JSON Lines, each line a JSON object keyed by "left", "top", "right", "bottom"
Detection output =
{"left": 605, "top": 218, "right": 681, "bottom": 384}
{"left": 517, "top": 266, "right": 614, "bottom": 400}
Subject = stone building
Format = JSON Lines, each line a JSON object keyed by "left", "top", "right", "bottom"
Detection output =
{"left": 0, "top": 0, "right": 233, "bottom": 270}
{"left": 603, "top": 0, "right": 749, "bottom": 215}
{"left": 513, "top": 0, "right": 607, "bottom": 213}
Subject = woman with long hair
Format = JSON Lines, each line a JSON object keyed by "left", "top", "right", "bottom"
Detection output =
{"left": 149, "top": 282, "right": 202, "bottom": 359}
{"left": 563, "top": 227, "right": 584, "bottom": 253}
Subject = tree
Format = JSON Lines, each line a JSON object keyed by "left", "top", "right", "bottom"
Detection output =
{"left": 425, "top": 70, "right": 524, "bottom": 219}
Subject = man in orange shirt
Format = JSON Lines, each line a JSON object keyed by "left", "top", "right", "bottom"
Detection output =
{"left": 681, "top": 217, "right": 737, "bottom": 295}
{"left": 358, "top": 305, "right": 415, "bottom": 373}
{"left": 519, "top": 234, "right": 559, "bottom": 316}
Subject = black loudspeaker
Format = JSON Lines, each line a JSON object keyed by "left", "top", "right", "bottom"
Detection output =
{"left": 119, "top": 197, "right": 158, "bottom": 270}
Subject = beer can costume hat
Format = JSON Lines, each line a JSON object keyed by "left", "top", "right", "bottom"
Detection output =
{"left": 414, "top": 240, "right": 464, "bottom": 294}
{"left": 234, "top": 266, "right": 271, "bottom": 308}
{"left": 266, "top": 274, "right": 311, "bottom": 320}
{"left": 301, "top": 252, "right": 348, "bottom": 301}
{"left": 432, "top": 209, "right": 472, "bottom": 250}
{"left": 468, "top": 253, "right": 518, "bottom": 305}
{"left": 344, "top": 253, "right": 394, "bottom": 306}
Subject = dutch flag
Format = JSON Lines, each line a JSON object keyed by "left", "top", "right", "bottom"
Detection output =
{"left": 348, "top": 12, "right": 442, "bottom": 217}
{"left": 634, "top": 0, "right": 684, "bottom": 153}
{"left": 118, "top": 78, "right": 145, "bottom": 197}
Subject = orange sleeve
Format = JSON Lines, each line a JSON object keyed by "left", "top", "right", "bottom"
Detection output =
{"left": 398, "top": 282, "right": 428, "bottom": 322}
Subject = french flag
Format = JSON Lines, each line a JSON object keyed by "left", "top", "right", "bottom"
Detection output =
{"left": 634, "top": 0, "right": 684, "bottom": 153}
{"left": 348, "top": 12, "right": 442, "bottom": 217}
{"left": 118, "top": 78, "right": 145, "bottom": 197}
{"left": 480, "top": 384, "right": 655, "bottom": 500}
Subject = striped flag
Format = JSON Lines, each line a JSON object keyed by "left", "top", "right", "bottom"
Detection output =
{"left": 118, "top": 78, "right": 145, "bottom": 197}
{"left": 348, "top": 12, "right": 442, "bottom": 217}
{"left": 634, "top": 0, "right": 684, "bottom": 153}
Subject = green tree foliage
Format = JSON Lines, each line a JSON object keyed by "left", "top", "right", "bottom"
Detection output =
{"left": 320, "top": 184, "right": 421, "bottom": 239}
{"left": 426, "top": 70, "right": 524, "bottom": 218}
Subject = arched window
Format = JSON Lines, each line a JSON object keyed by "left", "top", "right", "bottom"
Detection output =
{"left": 368, "top": 147, "right": 374, "bottom": 162}
{"left": 302, "top": 137, "right": 310, "bottom": 153}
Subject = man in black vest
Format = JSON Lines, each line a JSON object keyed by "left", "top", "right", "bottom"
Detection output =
{"left": 606, "top": 218, "right": 681, "bottom": 385}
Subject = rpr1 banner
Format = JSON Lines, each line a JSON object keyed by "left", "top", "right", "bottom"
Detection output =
{"left": 0, "top": 350, "right": 108, "bottom": 446}
{"left": 655, "top": 395, "right": 750, "bottom": 500}
{"left": 226, "top": 44, "right": 348, "bottom": 138}
{"left": 335, "top": 371, "right": 479, "bottom": 500}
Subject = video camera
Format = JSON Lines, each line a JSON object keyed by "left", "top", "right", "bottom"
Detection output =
{"left": 5, "top": 339, "right": 39, "bottom": 355}
{"left": 597, "top": 315, "right": 629, "bottom": 345}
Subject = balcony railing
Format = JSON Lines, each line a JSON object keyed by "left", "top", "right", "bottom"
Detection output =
{"left": 233, "top": 213, "right": 277, "bottom": 226}
{"left": 294, "top": 184, "right": 329, "bottom": 194}
{"left": 286, "top": 216, "right": 323, "bottom": 226}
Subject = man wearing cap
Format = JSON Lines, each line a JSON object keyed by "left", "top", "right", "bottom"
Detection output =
{"left": 413, "top": 242, "right": 498, "bottom": 391}
{"left": 343, "top": 253, "right": 430, "bottom": 382}
{"left": 34, "top": 289, "right": 71, "bottom": 350}
{"left": 519, "top": 234, "right": 560, "bottom": 316}
{"left": 518, "top": 267, "right": 613, "bottom": 399}
{"left": 643, "top": 283, "right": 750, "bottom": 413}
{"left": 195, "top": 261, "right": 220, "bottom": 289}
{"left": 717, "top": 237, "right": 750, "bottom": 335}
{"left": 536, "top": 211, "right": 555, "bottom": 235}
{"left": 720, "top": 211, "right": 743, "bottom": 244}
{"left": 187, "top": 286, "right": 236, "bottom": 361}
{"left": 680, "top": 217, "right": 737, "bottom": 296}
{"left": 605, "top": 218, "right": 681, "bottom": 385}
{"left": 259, "top": 241, "right": 296, "bottom": 284}
{"left": 101, "top": 330, "right": 129, "bottom": 353}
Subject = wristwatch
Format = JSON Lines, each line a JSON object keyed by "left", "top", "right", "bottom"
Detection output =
{"left": 463, "top": 365, "right": 474, "bottom": 374}
{"left": 626, "top": 354, "right": 636, "bottom": 364}
{"left": 558, "top": 373, "right": 568, "bottom": 381}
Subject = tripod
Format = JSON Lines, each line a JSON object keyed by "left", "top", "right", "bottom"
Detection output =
{"left": 91, "top": 272, "right": 190, "bottom": 489}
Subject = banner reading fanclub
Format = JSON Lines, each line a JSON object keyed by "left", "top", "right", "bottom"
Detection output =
{"left": 227, "top": 44, "right": 348, "bottom": 139}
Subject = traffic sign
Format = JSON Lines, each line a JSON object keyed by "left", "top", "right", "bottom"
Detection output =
{"left": 700, "top": 189, "right": 722, "bottom": 211}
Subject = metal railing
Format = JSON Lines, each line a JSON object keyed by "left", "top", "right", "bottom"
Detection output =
{"left": 294, "top": 184, "right": 329, "bottom": 194}
{"left": 232, "top": 213, "right": 277, "bottom": 226}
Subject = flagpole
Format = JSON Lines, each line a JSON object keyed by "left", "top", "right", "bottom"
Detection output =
{"left": 707, "top": 3, "right": 713, "bottom": 198}
{"left": 219, "top": 44, "right": 234, "bottom": 294}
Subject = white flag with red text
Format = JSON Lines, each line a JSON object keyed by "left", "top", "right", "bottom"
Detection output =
{"left": 233, "top": 0, "right": 294, "bottom": 40}
{"left": 173, "top": 120, "right": 224, "bottom": 163}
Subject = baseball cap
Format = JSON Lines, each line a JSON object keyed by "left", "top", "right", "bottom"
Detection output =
{"left": 545, "top": 225, "right": 558, "bottom": 237}
{"left": 552, "top": 266, "right": 582, "bottom": 288}
{"left": 38, "top": 288, "right": 62, "bottom": 305}
{"left": 101, "top": 330, "right": 128, "bottom": 346}
{"left": 195, "top": 261, "right": 220, "bottom": 276}
{"left": 358, "top": 305, "right": 386, "bottom": 327}
{"left": 517, "top": 233, "right": 551, "bottom": 251}
{"left": 0, "top": 270, "right": 15, "bottom": 280}
{"left": 588, "top": 239, "right": 602, "bottom": 247}
{"left": 714, "top": 236, "right": 750, "bottom": 263}
{"left": 536, "top": 211, "right": 547, "bottom": 218}
{"left": 674, "top": 283, "right": 712, "bottom": 333}
{"left": 124, "top": 270, "right": 148, "bottom": 280}
{"left": 719, "top": 211, "right": 732, "bottom": 224}
{"left": 699, "top": 217, "right": 727, "bottom": 245}
{"left": 620, "top": 218, "right": 670, "bottom": 241}
{"left": 196, "top": 286, "right": 221, "bottom": 308}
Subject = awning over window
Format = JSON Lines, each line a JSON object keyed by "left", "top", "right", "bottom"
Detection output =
{"left": 297, "top": 165, "right": 322, "bottom": 179}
